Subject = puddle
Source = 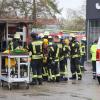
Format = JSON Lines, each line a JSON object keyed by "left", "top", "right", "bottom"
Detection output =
{"left": 71, "top": 94, "right": 92, "bottom": 100}
{"left": 23, "top": 93, "right": 50, "bottom": 97}
{"left": 0, "top": 95, "right": 7, "bottom": 99}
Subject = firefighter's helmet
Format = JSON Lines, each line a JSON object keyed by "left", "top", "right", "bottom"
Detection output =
{"left": 64, "top": 39, "right": 70, "bottom": 45}
{"left": 14, "top": 32, "right": 20, "bottom": 39}
{"left": 31, "top": 33, "right": 37, "bottom": 39}
{"left": 70, "top": 33, "right": 75, "bottom": 37}
{"left": 43, "top": 39, "right": 48, "bottom": 45}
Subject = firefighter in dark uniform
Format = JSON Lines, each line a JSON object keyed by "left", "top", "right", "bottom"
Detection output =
{"left": 28, "top": 33, "right": 43, "bottom": 85}
{"left": 60, "top": 39, "right": 70, "bottom": 81}
{"left": 42, "top": 38, "right": 49, "bottom": 81}
{"left": 9, "top": 32, "right": 22, "bottom": 50}
{"left": 70, "top": 34, "right": 82, "bottom": 80}
{"left": 48, "top": 36, "right": 60, "bottom": 82}
{"left": 80, "top": 41, "right": 86, "bottom": 71}
{"left": 8, "top": 32, "right": 23, "bottom": 77}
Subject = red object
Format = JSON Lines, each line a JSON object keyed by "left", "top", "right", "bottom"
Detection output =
{"left": 96, "top": 49, "right": 100, "bottom": 61}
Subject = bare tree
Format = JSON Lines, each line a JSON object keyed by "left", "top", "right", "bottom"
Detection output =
{"left": 0, "top": 0, "right": 61, "bottom": 18}
{"left": 60, "top": 1, "right": 86, "bottom": 31}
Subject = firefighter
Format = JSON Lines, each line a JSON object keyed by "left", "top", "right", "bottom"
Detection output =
{"left": 48, "top": 36, "right": 60, "bottom": 82}
{"left": 80, "top": 41, "right": 86, "bottom": 71}
{"left": 90, "top": 40, "right": 97, "bottom": 79}
{"left": 29, "top": 33, "right": 43, "bottom": 85}
{"left": 9, "top": 32, "right": 22, "bottom": 50}
{"left": 8, "top": 32, "right": 22, "bottom": 77}
{"left": 59, "top": 38, "right": 70, "bottom": 81}
{"left": 42, "top": 38, "right": 49, "bottom": 81}
{"left": 70, "top": 34, "right": 82, "bottom": 80}
{"left": 48, "top": 36, "right": 53, "bottom": 44}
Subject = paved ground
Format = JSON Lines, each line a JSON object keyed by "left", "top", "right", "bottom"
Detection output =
{"left": 0, "top": 62, "right": 100, "bottom": 100}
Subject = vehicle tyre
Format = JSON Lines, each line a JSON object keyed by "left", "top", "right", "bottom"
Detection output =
{"left": 8, "top": 83, "right": 12, "bottom": 90}
{"left": 1, "top": 80, "right": 4, "bottom": 87}
{"left": 97, "top": 76, "right": 100, "bottom": 84}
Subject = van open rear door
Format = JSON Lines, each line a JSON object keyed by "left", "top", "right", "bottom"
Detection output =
{"left": 96, "top": 37, "right": 100, "bottom": 84}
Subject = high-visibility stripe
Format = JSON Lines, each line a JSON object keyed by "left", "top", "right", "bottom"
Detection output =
{"left": 32, "top": 54, "right": 43, "bottom": 59}
{"left": 37, "top": 75, "right": 42, "bottom": 78}
{"left": 49, "top": 69, "right": 52, "bottom": 79}
{"left": 72, "top": 55, "right": 79, "bottom": 58}
{"left": 60, "top": 72, "right": 67, "bottom": 75}
{"left": 79, "top": 65, "right": 82, "bottom": 74}
{"left": 50, "top": 47, "right": 54, "bottom": 52}
{"left": 55, "top": 74, "right": 60, "bottom": 77}
{"left": 32, "top": 41, "right": 42, "bottom": 55}
{"left": 42, "top": 67, "right": 48, "bottom": 76}
{"left": 32, "top": 75, "right": 37, "bottom": 78}
{"left": 56, "top": 47, "right": 59, "bottom": 58}
{"left": 55, "top": 59, "right": 59, "bottom": 61}
{"left": 42, "top": 74, "right": 48, "bottom": 76}
{"left": 72, "top": 73, "right": 76, "bottom": 75}
{"left": 60, "top": 56, "right": 64, "bottom": 61}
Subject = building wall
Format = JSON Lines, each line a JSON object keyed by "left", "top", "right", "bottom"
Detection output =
{"left": 86, "top": 0, "right": 100, "bottom": 59}
{"left": 87, "top": 0, "right": 100, "bottom": 19}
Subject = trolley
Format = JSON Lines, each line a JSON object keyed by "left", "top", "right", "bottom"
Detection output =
{"left": 0, "top": 53, "right": 30, "bottom": 90}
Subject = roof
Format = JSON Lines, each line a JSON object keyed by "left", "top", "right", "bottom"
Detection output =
{"left": 36, "top": 18, "right": 59, "bottom": 25}
{"left": 0, "top": 17, "right": 59, "bottom": 25}
{"left": 0, "top": 18, "right": 33, "bottom": 24}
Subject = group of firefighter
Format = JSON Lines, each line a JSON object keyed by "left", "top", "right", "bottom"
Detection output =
{"left": 9, "top": 32, "right": 86, "bottom": 85}
{"left": 28, "top": 33, "right": 86, "bottom": 85}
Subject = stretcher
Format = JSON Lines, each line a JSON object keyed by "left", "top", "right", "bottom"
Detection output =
{"left": 0, "top": 53, "right": 30, "bottom": 90}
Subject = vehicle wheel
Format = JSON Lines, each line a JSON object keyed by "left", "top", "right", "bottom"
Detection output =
{"left": 97, "top": 76, "right": 100, "bottom": 84}
{"left": 25, "top": 83, "right": 29, "bottom": 89}
{"left": 8, "top": 83, "right": 12, "bottom": 90}
{"left": 0, "top": 80, "right": 4, "bottom": 87}
{"left": 16, "top": 83, "right": 20, "bottom": 88}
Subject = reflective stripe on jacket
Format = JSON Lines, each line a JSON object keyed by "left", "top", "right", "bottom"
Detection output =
{"left": 31, "top": 41, "right": 43, "bottom": 59}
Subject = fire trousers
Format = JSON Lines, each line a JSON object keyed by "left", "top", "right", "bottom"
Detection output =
{"left": 31, "top": 59, "right": 43, "bottom": 84}
{"left": 70, "top": 57, "right": 82, "bottom": 80}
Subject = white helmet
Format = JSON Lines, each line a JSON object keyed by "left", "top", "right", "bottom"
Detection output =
{"left": 82, "top": 37, "right": 86, "bottom": 41}
{"left": 14, "top": 32, "right": 20, "bottom": 39}
{"left": 70, "top": 33, "right": 75, "bottom": 37}
{"left": 58, "top": 35, "right": 61, "bottom": 39}
{"left": 48, "top": 36, "right": 52, "bottom": 39}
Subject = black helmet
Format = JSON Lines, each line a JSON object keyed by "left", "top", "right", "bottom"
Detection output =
{"left": 31, "top": 33, "right": 37, "bottom": 39}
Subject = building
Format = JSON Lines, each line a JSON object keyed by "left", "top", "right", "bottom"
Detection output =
{"left": 0, "top": 18, "right": 33, "bottom": 51}
{"left": 86, "top": 0, "right": 100, "bottom": 59}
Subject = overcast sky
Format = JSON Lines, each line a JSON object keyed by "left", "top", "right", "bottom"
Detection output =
{"left": 57, "top": 0, "right": 86, "bottom": 18}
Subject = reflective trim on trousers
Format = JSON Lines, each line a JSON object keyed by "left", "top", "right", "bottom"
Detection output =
{"left": 48, "top": 69, "right": 53, "bottom": 79}
{"left": 55, "top": 74, "right": 60, "bottom": 77}
{"left": 80, "top": 66, "right": 83, "bottom": 68}
{"left": 79, "top": 65, "right": 82, "bottom": 74}
{"left": 42, "top": 67, "right": 48, "bottom": 76}
{"left": 42, "top": 74, "right": 48, "bottom": 76}
{"left": 60, "top": 72, "right": 67, "bottom": 75}
{"left": 72, "top": 73, "right": 76, "bottom": 75}
{"left": 77, "top": 73, "right": 82, "bottom": 75}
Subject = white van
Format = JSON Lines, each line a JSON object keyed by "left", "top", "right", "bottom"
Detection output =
{"left": 96, "top": 37, "right": 100, "bottom": 84}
